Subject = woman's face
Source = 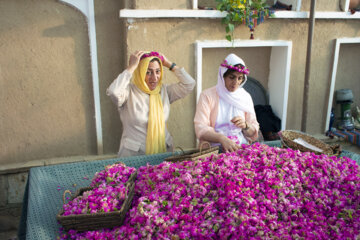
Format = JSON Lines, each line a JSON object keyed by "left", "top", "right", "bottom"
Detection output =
{"left": 145, "top": 60, "right": 161, "bottom": 90}
{"left": 224, "top": 71, "right": 244, "bottom": 92}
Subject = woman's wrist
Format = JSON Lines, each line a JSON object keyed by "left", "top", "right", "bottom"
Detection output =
{"left": 126, "top": 65, "right": 137, "bottom": 74}
{"left": 163, "top": 59, "right": 171, "bottom": 68}
{"left": 243, "top": 122, "right": 256, "bottom": 137}
{"left": 169, "top": 62, "right": 176, "bottom": 71}
{"left": 219, "top": 134, "right": 228, "bottom": 145}
{"left": 243, "top": 122, "right": 250, "bottom": 131}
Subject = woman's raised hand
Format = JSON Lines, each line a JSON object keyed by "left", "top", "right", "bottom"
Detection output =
{"left": 231, "top": 116, "right": 247, "bottom": 129}
{"left": 159, "top": 53, "right": 172, "bottom": 69}
{"left": 127, "top": 50, "right": 145, "bottom": 73}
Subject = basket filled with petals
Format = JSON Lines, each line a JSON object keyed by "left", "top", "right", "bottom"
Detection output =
{"left": 57, "top": 165, "right": 137, "bottom": 231}
{"left": 165, "top": 142, "right": 219, "bottom": 163}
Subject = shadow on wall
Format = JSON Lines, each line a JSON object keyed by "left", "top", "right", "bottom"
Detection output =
{"left": 94, "top": 0, "right": 127, "bottom": 154}
{"left": 0, "top": 1, "right": 97, "bottom": 165}
{"left": 40, "top": 9, "right": 97, "bottom": 155}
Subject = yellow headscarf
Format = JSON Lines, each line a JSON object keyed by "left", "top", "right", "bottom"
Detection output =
{"left": 132, "top": 56, "right": 166, "bottom": 155}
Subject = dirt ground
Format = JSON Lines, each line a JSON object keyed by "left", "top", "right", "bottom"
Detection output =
{"left": 0, "top": 204, "right": 21, "bottom": 240}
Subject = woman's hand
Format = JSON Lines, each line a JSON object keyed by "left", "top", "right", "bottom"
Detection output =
{"left": 232, "top": 116, "right": 256, "bottom": 137}
{"left": 127, "top": 50, "right": 145, "bottom": 73}
{"left": 220, "top": 135, "right": 241, "bottom": 152}
{"left": 159, "top": 53, "right": 171, "bottom": 69}
{"left": 231, "top": 116, "right": 247, "bottom": 129}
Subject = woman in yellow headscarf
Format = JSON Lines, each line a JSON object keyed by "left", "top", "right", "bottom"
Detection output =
{"left": 107, "top": 50, "right": 196, "bottom": 157}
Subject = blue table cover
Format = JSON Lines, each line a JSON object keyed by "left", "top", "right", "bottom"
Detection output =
{"left": 18, "top": 141, "right": 360, "bottom": 240}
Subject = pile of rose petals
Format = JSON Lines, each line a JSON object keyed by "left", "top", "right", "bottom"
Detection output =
{"left": 59, "top": 143, "right": 360, "bottom": 240}
{"left": 61, "top": 163, "right": 136, "bottom": 215}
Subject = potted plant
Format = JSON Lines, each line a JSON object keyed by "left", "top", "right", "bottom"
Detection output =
{"left": 215, "top": 0, "right": 274, "bottom": 41}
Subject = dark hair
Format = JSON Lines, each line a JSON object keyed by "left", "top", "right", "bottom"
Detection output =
{"left": 223, "top": 64, "right": 244, "bottom": 78}
{"left": 150, "top": 58, "right": 161, "bottom": 65}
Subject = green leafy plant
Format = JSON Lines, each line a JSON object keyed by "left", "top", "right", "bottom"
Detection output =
{"left": 215, "top": 0, "right": 273, "bottom": 41}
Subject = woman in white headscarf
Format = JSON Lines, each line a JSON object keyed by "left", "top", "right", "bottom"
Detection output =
{"left": 194, "top": 53, "right": 259, "bottom": 152}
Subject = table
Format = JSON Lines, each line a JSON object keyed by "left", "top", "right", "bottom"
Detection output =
{"left": 18, "top": 141, "right": 360, "bottom": 240}
{"left": 18, "top": 152, "right": 173, "bottom": 240}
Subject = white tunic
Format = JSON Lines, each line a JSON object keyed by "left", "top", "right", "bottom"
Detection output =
{"left": 214, "top": 98, "right": 248, "bottom": 145}
{"left": 106, "top": 68, "right": 195, "bottom": 157}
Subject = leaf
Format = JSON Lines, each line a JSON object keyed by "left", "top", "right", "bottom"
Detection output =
{"left": 191, "top": 198, "right": 198, "bottom": 206}
{"left": 147, "top": 179, "right": 155, "bottom": 190}
{"left": 225, "top": 23, "right": 234, "bottom": 33}
{"left": 226, "top": 14, "right": 232, "bottom": 23}
{"left": 217, "top": 2, "right": 226, "bottom": 11}
{"left": 106, "top": 177, "right": 113, "bottom": 183}
{"left": 228, "top": 23, "right": 234, "bottom": 32}
{"left": 226, "top": 25, "right": 230, "bottom": 33}
{"left": 221, "top": 17, "right": 229, "bottom": 25}
{"left": 233, "top": 13, "right": 241, "bottom": 21}
{"left": 226, "top": 35, "right": 232, "bottom": 42}
{"left": 213, "top": 223, "right": 220, "bottom": 232}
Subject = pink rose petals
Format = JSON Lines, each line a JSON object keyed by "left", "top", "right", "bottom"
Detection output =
{"left": 60, "top": 163, "right": 136, "bottom": 216}
{"left": 59, "top": 143, "right": 360, "bottom": 239}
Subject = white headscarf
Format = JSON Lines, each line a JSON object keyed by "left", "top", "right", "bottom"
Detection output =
{"left": 216, "top": 53, "right": 255, "bottom": 114}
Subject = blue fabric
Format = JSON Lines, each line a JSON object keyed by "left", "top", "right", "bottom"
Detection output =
{"left": 18, "top": 142, "right": 360, "bottom": 240}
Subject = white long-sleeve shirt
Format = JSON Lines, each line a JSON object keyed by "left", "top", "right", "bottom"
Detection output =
{"left": 107, "top": 67, "right": 195, "bottom": 157}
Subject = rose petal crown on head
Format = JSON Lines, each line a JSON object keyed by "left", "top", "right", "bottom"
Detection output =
{"left": 140, "top": 51, "right": 164, "bottom": 62}
{"left": 220, "top": 60, "right": 250, "bottom": 75}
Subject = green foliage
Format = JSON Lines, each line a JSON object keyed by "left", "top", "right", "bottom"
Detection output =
{"left": 215, "top": 0, "right": 271, "bottom": 42}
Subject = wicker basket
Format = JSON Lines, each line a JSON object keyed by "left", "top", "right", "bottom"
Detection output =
{"left": 165, "top": 142, "right": 219, "bottom": 163}
{"left": 57, "top": 171, "right": 137, "bottom": 231}
{"left": 280, "top": 130, "right": 334, "bottom": 155}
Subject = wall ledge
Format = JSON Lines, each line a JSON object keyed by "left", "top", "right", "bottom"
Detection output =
{"left": 0, "top": 154, "right": 117, "bottom": 175}
{"left": 119, "top": 9, "right": 360, "bottom": 19}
